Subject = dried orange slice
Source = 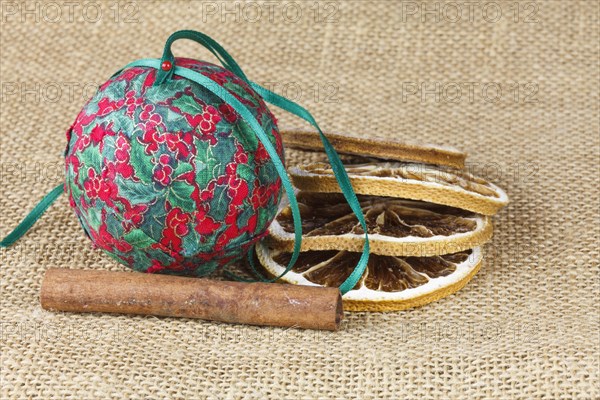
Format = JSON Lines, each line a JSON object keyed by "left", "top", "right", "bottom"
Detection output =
{"left": 268, "top": 192, "right": 492, "bottom": 256}
{"left": 256, "top": 243, "right": 483, "bottom": 312}
{"left": 289, "top": 162, "right": 508, "bottom": 215}
{"left": 282, "top": 130, "right": 466, "bottom": 169}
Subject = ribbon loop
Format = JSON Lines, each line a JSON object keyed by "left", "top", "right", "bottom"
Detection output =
{"left": 155, "top": 30, "right": 249, "bottom": 86}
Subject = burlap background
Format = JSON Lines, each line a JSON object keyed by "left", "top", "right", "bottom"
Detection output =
{"left": 1, "top": 0, "right": 598, "bottom": 398}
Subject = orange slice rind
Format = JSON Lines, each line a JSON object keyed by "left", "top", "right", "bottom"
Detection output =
{"left": 282, "top": 129, "right": 466, "bottom": 169}
{"left": 289, "top": 161, "right": 509, "bottom": 215}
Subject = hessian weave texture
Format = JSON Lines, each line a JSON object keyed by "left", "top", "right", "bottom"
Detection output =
{"left": 0, "top": 1, "right": 598, "bottom": 398}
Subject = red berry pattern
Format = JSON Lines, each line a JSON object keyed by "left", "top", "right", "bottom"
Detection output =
{"left": 64, "top": 58, "right": 283, "bottom": 276}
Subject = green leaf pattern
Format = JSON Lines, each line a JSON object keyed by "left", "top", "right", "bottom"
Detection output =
{"left": 64, "top": 59, "right": 283, "bottom": 275}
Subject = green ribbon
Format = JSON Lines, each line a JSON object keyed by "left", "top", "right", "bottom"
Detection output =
{"left": 0, "top": 183, "right": 64, "bottom": 248}
{"left": 0, "top": 30, "right": 370, "bottom": 295}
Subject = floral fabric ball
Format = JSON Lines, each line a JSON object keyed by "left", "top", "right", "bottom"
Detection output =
{"left": 64, "top": 58, "right": 283, "bottom": 276}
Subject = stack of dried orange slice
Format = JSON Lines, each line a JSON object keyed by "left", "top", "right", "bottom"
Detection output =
{"left": 256, "top": 130, "right": 509, "bottom": 312}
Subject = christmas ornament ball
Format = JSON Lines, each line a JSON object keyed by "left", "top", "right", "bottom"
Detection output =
{"left": 64, "top": 58, "right": 284, "bottom": 276}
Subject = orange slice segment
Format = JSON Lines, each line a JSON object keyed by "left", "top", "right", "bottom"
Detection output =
{"left": 256, "top": 243, "right": 484, "bottom": 312}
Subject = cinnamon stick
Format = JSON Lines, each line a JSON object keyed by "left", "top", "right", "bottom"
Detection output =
{"left": 40, "top": 268, "right": 343, "bottom": 331}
